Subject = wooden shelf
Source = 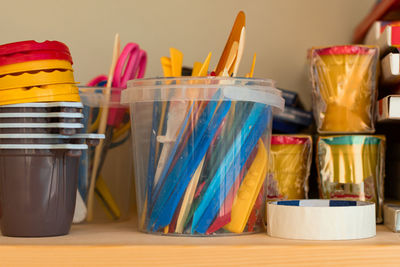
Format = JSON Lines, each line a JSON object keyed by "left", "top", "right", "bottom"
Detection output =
{"left": 0, "top": 220, "right": 399, "bottom": 266}
{"left": 353, "top": 0, "right": 400, "bottom": 43}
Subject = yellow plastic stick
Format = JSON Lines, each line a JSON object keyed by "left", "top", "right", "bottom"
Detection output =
{"left": 224, "top": 140, "right": 268, "bottom": 233}
{"left": 198, "top": 52, "right": 212, "bottom": 77}
{"left": 95, "top": 175, "right": 121, "bottom": 220}
{"left": 170, "top": 48, "right": 183, "bottom": 77}
{"left": 246, "top": 53, "right": 257, "bottom": 78}
{"left": 89, "top": 109, "right": 101, "bottom": 133}
{"left": 112, "top": 122, "right": 131, "bottom": 141}
{"left": 160, "top": 57, "right": 172, "bottom": 77}
{"left": 191, "top": 62, "right": 202, "bottom": 76}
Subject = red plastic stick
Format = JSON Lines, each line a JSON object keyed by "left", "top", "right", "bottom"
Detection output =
{"left": 247, "top": 186, "right": 265, "bottom": 232}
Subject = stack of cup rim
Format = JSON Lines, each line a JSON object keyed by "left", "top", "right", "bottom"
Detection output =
{"left": 0, "top": 40, "right": 104, "bottom": 237}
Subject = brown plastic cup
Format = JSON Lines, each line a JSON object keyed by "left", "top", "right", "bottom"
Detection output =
{"left": 0, "top": 107, "right": 82, "bottom": 113}
{"left": 0, "top": 146, "right": 84, "bottom": 237}
{"left": 0, "top": 128, "right": 78, "bottom": 135}
{"left": 0, "top": 117, "right": 82, "bottom": 124}
{"left": 0, "top": 123, "right": 83, "bottom": 135}
{"left": 0, "top": 102, "right": 83, "bottom": 114}
{"left": 0, "top": 112, "right": 83, "bottom": 124}
{"left": 0, "top": 134, "right": 103, "bottom": 146}
{"left": 0, "top": 137, "right": 82, "bottom": 144}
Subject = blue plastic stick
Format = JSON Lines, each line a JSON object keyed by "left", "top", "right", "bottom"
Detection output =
{"left": 150, "top": 91, "right": 223, "bottom": 207}
{"left": 150, "top": 102, "right": 194, "bottom": 204}
{"left": 192, "top": 104, "right": 270, "bottom": 233}
{"left": 146, "top": 101, "right": 162, "bottom": 206}
{"left": 151, "top": 100, "right": 232, "bottom": 231}
{"left": 193, "top": 106, "right": 271, "bottom": 233}
{"left": 148, "top": 98, "right": 224, "bottom": 230}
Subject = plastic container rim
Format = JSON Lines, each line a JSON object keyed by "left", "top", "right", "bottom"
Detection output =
{"left": 122, "top": 77, "right": 284, "bottom": 113}
{"left": 78, "top": 86, "right": 128, "bottom": 108}
{"left": 0, "top": 133, "right": 104, "bottom": 139}
{"left": 0, "top": 144, "right": 88, "bottom": 150}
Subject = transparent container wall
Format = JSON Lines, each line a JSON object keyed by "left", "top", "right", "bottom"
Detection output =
{"left": 78, "top": 87, "right": 135, "bottom": 222}
{"left": 131, "top": 100, "right": 272, "bottom": 235}
{"left": 267, "top": 135, "right": 312, "bottom": 201}
{"left": 309, "top": 45, "right": 379, "bottom": 134}
{"left": 123, "top": 77, "right": 284, "bottom": 235}
{"left": 317, "top": 135, "right": 385, "bottom": 223}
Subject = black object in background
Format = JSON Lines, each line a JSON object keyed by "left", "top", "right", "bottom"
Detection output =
{"left": 182, "top": 67, "right": 193, "bottom": 76}
{"left": 376, "top": 122, "right": 400, "bottom": 201}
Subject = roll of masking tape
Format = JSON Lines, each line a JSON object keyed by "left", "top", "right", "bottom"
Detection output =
{"left": 267, "top": 199, "right": 375, "bottom": 240}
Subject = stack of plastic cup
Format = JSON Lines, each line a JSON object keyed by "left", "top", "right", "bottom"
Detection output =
{"left": 0, "top": 40, "right": 103, "bottom": 237}
{"left": 0, "top": 40, "right": 80, "bottom": 105}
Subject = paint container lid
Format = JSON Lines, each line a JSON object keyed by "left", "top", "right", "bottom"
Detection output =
{"left": 0, "top": 144, "right": 88, "bottom": 149}
{"left": 0, "top": 112, "right": 83, "bottom": 118}
{"left": 0, "top": 123, "right": 83, "bottom": 128}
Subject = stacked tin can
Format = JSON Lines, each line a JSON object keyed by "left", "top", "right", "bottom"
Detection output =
{"left": 0, "top": 40, "right": 103, "bottom": 237}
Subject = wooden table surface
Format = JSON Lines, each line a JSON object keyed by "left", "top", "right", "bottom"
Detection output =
{"left": 0, "top": 220, "right": 399, "bottom": 266}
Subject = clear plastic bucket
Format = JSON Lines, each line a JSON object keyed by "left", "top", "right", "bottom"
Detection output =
{"left": 78, "top": 87, "right": 134, "bottom": 222}
{"left": 122, "top": 77, "right": 284, "bottom": 235}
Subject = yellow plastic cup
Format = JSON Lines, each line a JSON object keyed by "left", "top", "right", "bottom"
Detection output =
{"left": 0, "top": 60, "right": 73, "bottom": 76}
{"left": 311, "top": 46, "right": 378, "bottom": 133}
{"left": 0, "top": 84, "right": 79, "bottom": 106}
{"left": 0, "top": 69, "right": 75, "bottom": 90}
{"left": 0, "top": 90, "right": 80, "bottom": 106}
{"left": 268, "top": 135, "right": 312, "bottom": 200}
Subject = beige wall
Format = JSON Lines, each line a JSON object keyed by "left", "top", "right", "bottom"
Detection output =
{"left": 0, "top": 0, "right": 375, "bottom": 108}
